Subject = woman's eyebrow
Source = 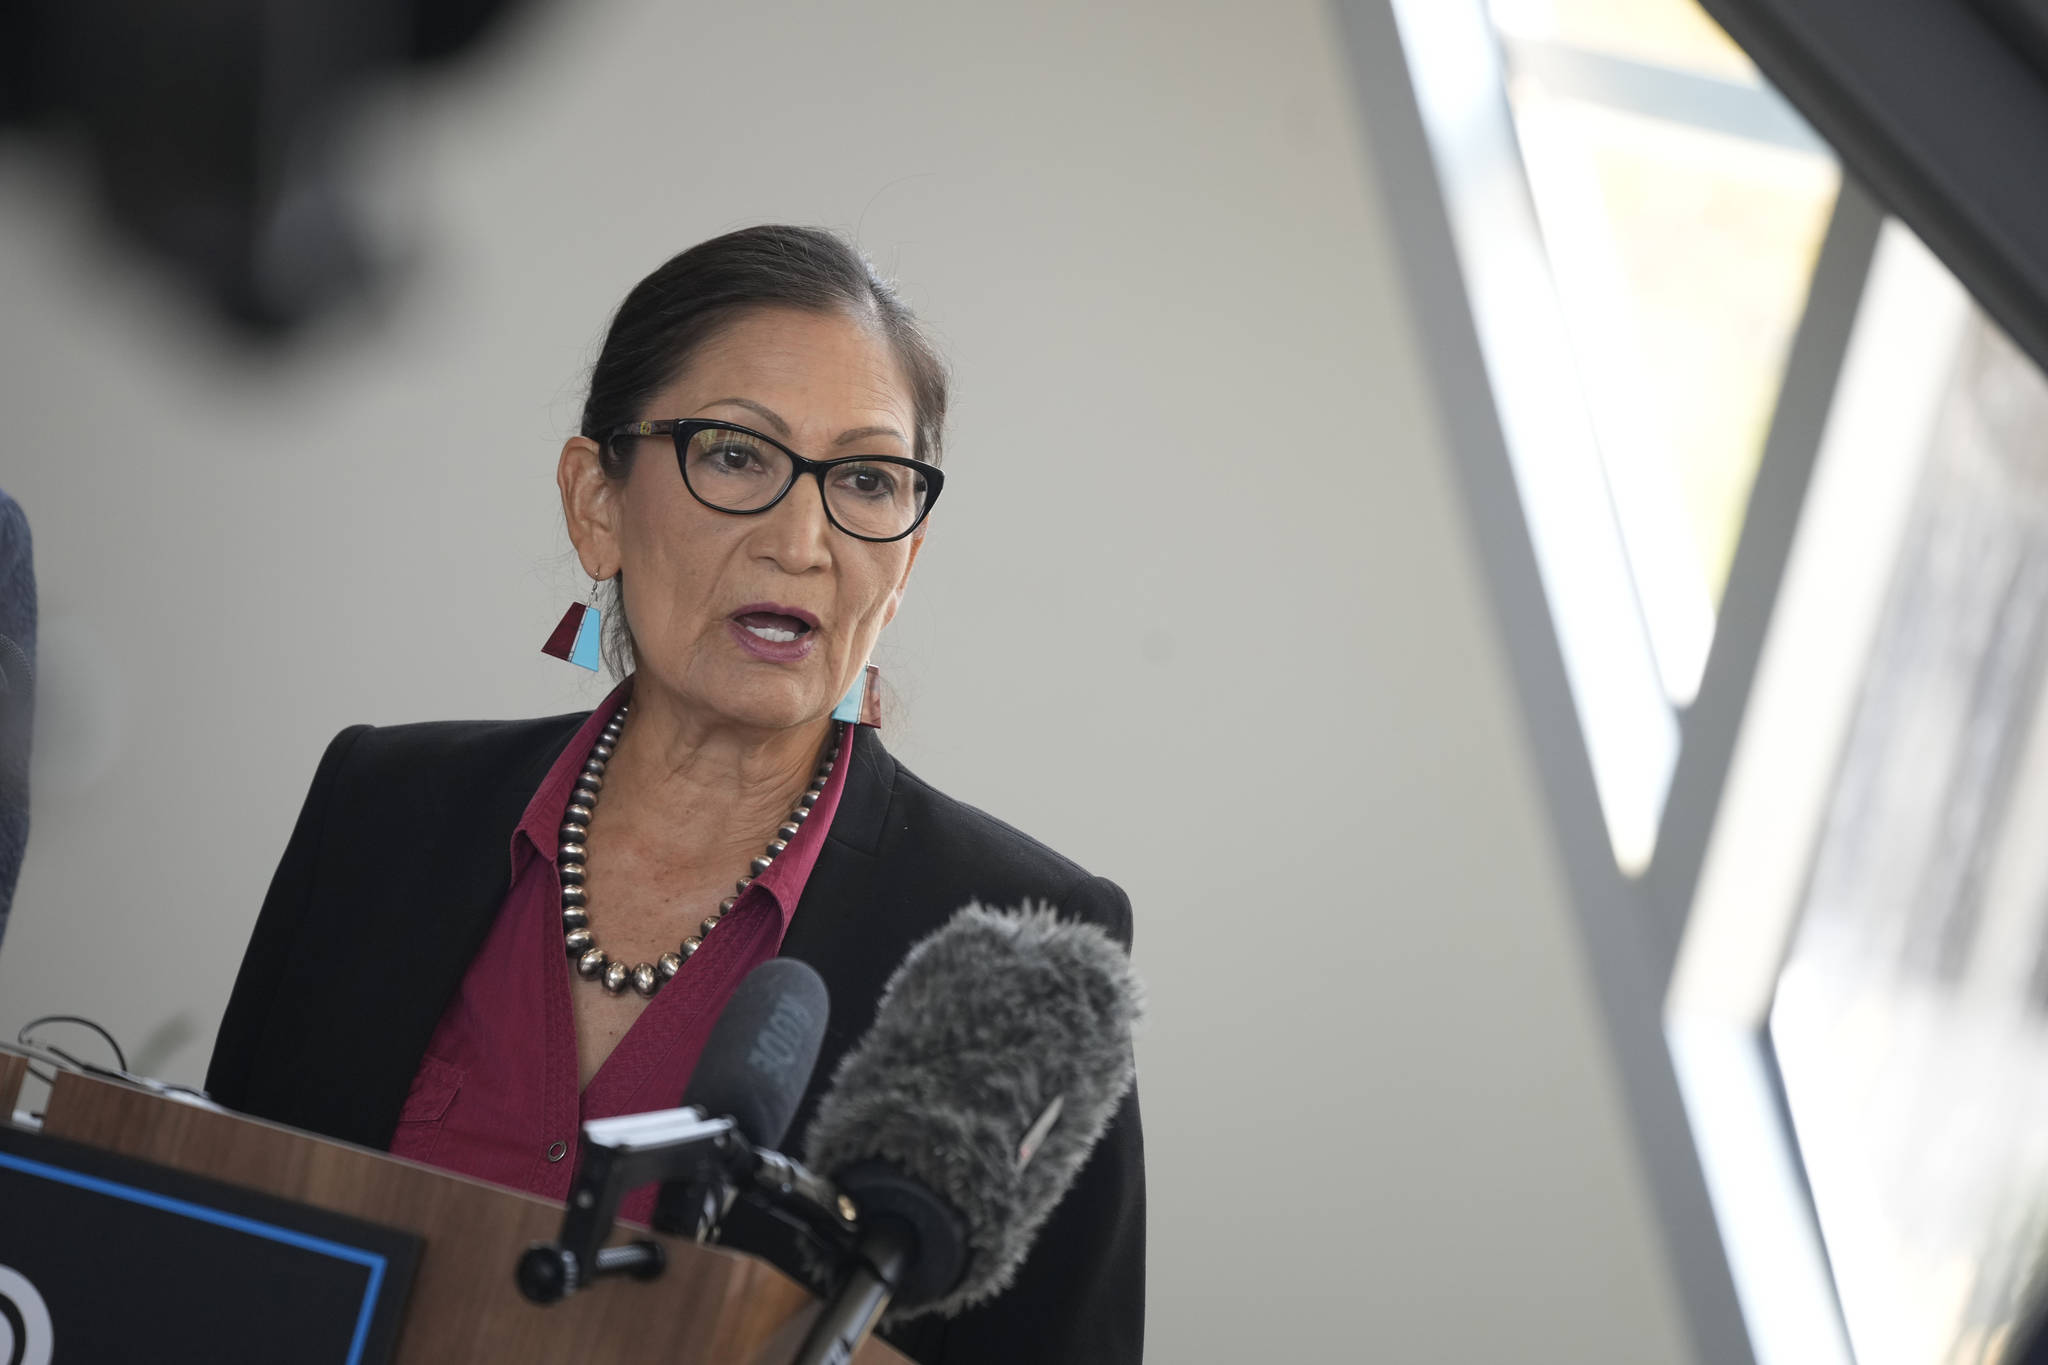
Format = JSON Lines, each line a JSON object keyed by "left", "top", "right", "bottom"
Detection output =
{"left": 700, "top": 396, "right": 790, "bottom": 434}
{"left": 834, "top": 425, "right": 906, "bottom": 447}
{"left": 697, "top": 399, "right": 903, "bottom": 449}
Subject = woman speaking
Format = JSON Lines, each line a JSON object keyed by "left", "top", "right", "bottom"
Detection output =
{"left": 204, "top": 226, "right": 1143, "bottom": 1364}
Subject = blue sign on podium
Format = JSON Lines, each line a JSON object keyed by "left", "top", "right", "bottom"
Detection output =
{"left": 0, "top": 1124, "right": 420, "bottom": 1364}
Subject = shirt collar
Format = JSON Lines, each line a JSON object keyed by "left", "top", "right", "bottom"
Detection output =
{"left": 513, "top": 676, "right": 633, "bottom": 866}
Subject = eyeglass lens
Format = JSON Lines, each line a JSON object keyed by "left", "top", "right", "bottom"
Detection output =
{"left": 680, "top": 425, "right": 930, "bottom": 539}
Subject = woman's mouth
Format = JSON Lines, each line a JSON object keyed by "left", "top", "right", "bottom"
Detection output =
{"left": 728, "top": 604, "right": 820, "bottom": 661}
{"left": 735, "top": 611, "right": 813, "bottom": 642}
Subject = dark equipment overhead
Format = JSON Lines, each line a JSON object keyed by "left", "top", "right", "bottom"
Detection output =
{"left": 1697, "top": 0, "right": 2048, "bottom": 377}
{"left": 0, "top": 0, "right": 537, "bottom": 335}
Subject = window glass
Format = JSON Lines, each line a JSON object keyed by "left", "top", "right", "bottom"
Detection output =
{"left": 1770, "top": 309, "right": 2048, "bottom": 1365}
{"left": 1501, "top": 0, "right": 1756, "bottom": 79}
{"left": 1489, "top": 0, "right": 1837, "bottom": 675}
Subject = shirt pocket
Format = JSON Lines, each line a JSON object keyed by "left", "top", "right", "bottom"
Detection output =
{"left": 388, "top": 1054, "right": 465, "bottom": 1166}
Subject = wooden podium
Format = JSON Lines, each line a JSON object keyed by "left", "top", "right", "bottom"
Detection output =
{"left": 0, "top": 1053, "right": 906, "bottom": 1364}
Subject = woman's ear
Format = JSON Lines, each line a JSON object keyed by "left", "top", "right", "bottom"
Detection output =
{"left": 558, "top": 436, "right": 621, "bottom": 579}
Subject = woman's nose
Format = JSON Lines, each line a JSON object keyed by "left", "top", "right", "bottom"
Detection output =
{"left": 752, "top": 476, "right": 835, "bottom": 572}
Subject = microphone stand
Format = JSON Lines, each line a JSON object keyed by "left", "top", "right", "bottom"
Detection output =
{"left": 790, "top": 1217, "right": 916, "bottom": 1365}
{"left": 789, "top": 1159, "right": 970, "bottom": 1363}
{"left": 520, "top": 1101, "right": 932, "bottom": 1365}
{"left": 515, "top": 1107, "right": 735, "bottom": 1302}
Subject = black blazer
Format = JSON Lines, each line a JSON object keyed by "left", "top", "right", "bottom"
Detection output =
{"left": 205, "top": 713, "right": 1144, "bottom": 1365}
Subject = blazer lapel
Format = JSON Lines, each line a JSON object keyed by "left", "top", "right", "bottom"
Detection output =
{"left": 362, "top": 724, "right": 574, "bottom": 1142}
{"left": 779, "top": 726, "right": 908, "bottom": 1149}
{"left": 260, "top": 715, "right": 582, "bottom": 1148}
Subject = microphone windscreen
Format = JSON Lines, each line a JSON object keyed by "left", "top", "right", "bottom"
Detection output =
{"left": 680, "top": 957, "right": 830, "bottom": 1150}
{"left": 803, "top": 903, "right": 1142, "bottom": 1320}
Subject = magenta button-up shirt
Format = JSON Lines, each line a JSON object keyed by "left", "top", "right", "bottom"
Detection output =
{"left": 385, "top": 679, "right": 851, "bottom": 1225}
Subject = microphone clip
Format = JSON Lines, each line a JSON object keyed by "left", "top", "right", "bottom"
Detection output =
{"left": 516, "top": 1106, "right": 738, "bottom": 1304}
{"left": 515, "top": 1104, "right": 857, "bottom": 1306}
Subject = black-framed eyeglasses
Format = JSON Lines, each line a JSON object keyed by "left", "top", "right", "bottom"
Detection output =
{"left": 606, "top": 419, "right": 943, "bottom": 543}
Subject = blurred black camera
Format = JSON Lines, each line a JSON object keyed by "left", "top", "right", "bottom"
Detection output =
{"left": 0, "top": 0, "right": 532, "bottom": 333}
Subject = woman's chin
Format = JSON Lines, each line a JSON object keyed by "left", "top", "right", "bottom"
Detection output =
{"left": 725, "top": 701, "right": 831, "bottom": 735}
{"left": 642, "top": 669, "right": 831, "bottom": 734}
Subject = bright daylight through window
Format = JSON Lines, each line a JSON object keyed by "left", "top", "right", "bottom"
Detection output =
{"left": 1488, "top": 0, "right": 1838, "bottom": 706}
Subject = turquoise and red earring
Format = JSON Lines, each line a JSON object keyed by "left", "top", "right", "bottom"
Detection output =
{"left": 541, "top": 578, "right": 605, "bottom": 672}
{"left": 831, "top": 661, "right": 883, "bottom": 727}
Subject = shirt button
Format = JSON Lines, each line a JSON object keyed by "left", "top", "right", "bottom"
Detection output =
{"left": 546, "top": 1141, "right": 568, "bottom": 1162}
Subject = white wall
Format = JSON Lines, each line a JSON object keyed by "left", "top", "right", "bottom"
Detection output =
{"left": 0, "top": 1, "right": 1696, "bottom": 1359}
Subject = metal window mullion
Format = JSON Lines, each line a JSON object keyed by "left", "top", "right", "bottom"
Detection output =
{"left": 1385, "top": 0, "right": 1681, "bottom": 872}
{"left": 1663, "top": 216, "right": 1977, "bottom": 1365}
{"left": 1645, "top": 179, "right": 1884, "bottom": 981}
{"left": 1331, "top": 4, "right": 1756, "bottom": 1362}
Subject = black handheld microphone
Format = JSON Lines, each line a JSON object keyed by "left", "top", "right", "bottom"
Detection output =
{"left": 652, "top": 956, "right": 830, "bottom": 1236}
{"left": 682, "top": 955, "right": 830, "bottom": 1148}
{"left": 793, "top": 902, "right": 1143, "bottom": 1362}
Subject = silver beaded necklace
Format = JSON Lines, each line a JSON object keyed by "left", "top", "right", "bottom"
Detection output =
{"left": 558, "top": 701, "right": 843, "bottom": 998}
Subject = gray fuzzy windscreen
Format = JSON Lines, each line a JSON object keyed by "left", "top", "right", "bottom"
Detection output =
{"left": 803, "top": 902, "right": 1142, "bottom": 1321}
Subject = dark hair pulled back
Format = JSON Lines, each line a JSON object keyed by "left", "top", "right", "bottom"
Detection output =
{"left": 578, "top": 225, "right": 948, "bottom": 677}
{"left": 581, "top": 224, "right": 948, "bottom": 466}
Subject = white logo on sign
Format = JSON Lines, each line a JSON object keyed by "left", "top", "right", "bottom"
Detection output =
{"left": 0, "top": 1263, "right": 54, "bottom": 1365}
